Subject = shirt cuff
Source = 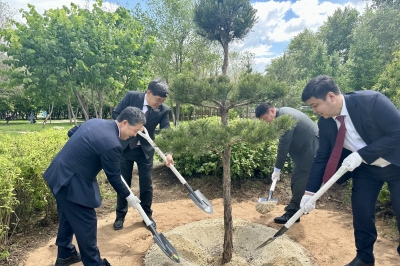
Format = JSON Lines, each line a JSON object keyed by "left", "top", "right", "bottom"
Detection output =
{"left": 273, "top": 167, "right": 281, "bottom": 173}
{"left": 305, "top": 191, "right": 315, "bottom": 195}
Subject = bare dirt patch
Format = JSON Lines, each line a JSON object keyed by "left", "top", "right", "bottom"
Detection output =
{"left": 2, "top": 165, "right": 399, "bottom": 266}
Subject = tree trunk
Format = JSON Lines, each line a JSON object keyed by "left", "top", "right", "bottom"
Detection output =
{"left": 91, "top": 88, "right": 98, "bottom": 118}
{"left": 175, "top": 102, "right": 181, "bottom": 126}
{"left": 98, "top": 90, "right": 103, "bottom": 119}
{"left": 67, "top": 96, "right": 78, "bottom": 125}
{"left": 74, "top": 89, "right": 89, "bottom": 120}
{"left": 222, "top": 43, "right": 229, "bottom": 76}
{"left": 221, "top": 145, "right": 233, "bottom": 264}
{"left": 42, "top": 102, "right": 54, "bottom": 128}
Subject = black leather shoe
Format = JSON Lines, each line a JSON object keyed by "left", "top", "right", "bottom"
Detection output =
{"left": 100, "top": 258, "right": 111, "bottom": 266}
{"left": 397, "top": 245, "right": 400, "bottom": 255}
{"left": 345, "top": 257, "right": 375, "bottom": 266}
{"left": 113, "top": 217, "right": 124, "bottom": 230}
{"left": 55, "top": 251, "right": 81, "bottom": 266}
{"left": 143, "top": 216, "right": 157, "bottom": 230}
{"left": 274, "top": 213, "right": 300, "bottom": 224}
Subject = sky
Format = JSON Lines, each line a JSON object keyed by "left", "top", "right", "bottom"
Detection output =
{"left": 7, "top": 0, "right": 368, "bottom": 72}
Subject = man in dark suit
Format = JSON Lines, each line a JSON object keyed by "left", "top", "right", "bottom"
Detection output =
{"left": 256, "top": 103, "right": 319, "bottom": 224}
{"left": 112, "top": 78, "right": 173, "bottom": 230}
{"left": 43, "top": 107, "right": 146, "bottom": 266}
{"left": 300, "top": 75, "right": 400, "bottom": 266}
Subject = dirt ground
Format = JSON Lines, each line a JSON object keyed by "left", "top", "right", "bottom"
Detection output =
{"left": 3, "top": 165, "right": 400, "bottom": 266}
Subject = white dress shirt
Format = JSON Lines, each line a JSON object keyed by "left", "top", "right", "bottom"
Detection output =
{"left": 333, "top": 95, "right": 390, "bottom": 167}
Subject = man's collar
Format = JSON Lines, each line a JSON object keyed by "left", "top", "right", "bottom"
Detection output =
{"left": 333, "top": 94, "right": 348, "bottom": 120}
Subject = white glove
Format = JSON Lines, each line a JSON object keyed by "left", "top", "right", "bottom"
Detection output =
{"left": 126, "top": 194, "right": 141, "bottom": 208}
{"left": 271, "top": 171, "right": 280, "bottom": 182}
{"left": 342, "top": 152, "right": 363, "bottom": 171}
{"left": 300, "top": 194, "right": 315, "bottom": 214}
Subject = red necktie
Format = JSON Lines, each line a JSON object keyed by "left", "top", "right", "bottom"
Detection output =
{"left": 322, "top": 115, "right": 346, "bottom": 183}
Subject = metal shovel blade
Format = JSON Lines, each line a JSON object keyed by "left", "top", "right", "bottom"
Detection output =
{"left": 188, "top": 189, "right": 214, "bottom": 214}
{"left": 256, "top": 226, "right": 288, "bottom": 250}
{"left": 149, "top": 225, "right": 180, "bottom": 263}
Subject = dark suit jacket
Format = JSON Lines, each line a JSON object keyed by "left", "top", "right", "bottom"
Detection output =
{"left": 112, "top": 91, "right": 170, "bottom": 159}
{"left": 275, "top": 107, "right": 319, "bottom": 171}
{"left": 306, "top": 90, "right": 400, "bottom": 192}
{"left": 43, "top": 119, "right": 131, "bottom": 208}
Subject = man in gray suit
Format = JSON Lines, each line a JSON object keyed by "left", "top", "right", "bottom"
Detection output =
{"left": 112, "top": 78, "right": 173, "bottom": 230}
{"left": 256, "top": 102, "right": 319, "bottom": 224}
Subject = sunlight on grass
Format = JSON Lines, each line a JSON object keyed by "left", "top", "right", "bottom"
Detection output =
{"left": 0, "top": 120, "right": 83, "bottom": 133}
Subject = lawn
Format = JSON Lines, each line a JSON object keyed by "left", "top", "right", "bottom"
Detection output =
{"left": 0, "top": 119, "right": 83, "bottom": 134}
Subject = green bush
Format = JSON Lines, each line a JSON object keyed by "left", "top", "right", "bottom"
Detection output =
{"left": 169, "top": 120, "right": 293, "bottom": 180}
{"left": 0, "top": 128, "right": 68, "bottom": 254}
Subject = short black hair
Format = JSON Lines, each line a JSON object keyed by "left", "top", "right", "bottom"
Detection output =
{"left": 148, "top": 78, "right": 168, "bottom": 97}
{"left": 116, "top": 106, "right": 146, "bottom": 126}
{"left": 302, "top": 75, "right": 341, "bottom": 102}
{"left": 255, "top": 102, "right": 275, "bottom": 118}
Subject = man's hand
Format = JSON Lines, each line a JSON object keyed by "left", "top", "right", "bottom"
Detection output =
{"left": 271, "top": 171, "right": 280, "bottom": 182}
{"left": 126, "top": 194, "right": 140, "bottom": 208}
{"left": 343, "top": 152, "right": 363, "bottom": 171}
{"left": 300, "top": 193, "right": 315, "bottom": 214}
{"left": 164, "top": 153, "right": 174, "bottom": 168}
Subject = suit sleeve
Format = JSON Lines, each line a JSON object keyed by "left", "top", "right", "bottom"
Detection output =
{"left": 100, "top": 146, "right": 130, "bottom": 198}
{"left": 357, "top": 93, "right": 400, "bottom": 163}
{"left": 159, "top": 108, "right": 170, "bottom": 130}
{"left": 112, "top": 92, "right": 131, "bottom": 120}
{"left": 67, "top": 125, "right": 80, "bottom": 138}
{"left": 275, "top": 128, "right": 294, "bottom": 170}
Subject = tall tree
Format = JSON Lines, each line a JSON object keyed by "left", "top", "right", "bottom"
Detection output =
{"left": 193, "top": 0, "right": 257, "bottom": 75}
{"left": 168, "top": 73, "right": 290, "bottom": 263}
{"left": 318, "top": 7, "right": 359, "bottom": 63}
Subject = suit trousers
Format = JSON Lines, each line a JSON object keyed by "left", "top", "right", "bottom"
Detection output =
{"left": 55, "top": 188, "right": 102, "bottom": 266}
{"left": 285, "top": 164, "right": 309, "bottom": 216}
{"left": 116, "top": 146, "right": 154, "bottom": 218}
{"left": 351, "top": 163, "right": 400, "bottom": 263}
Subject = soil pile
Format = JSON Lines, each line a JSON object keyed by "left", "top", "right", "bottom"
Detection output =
{"left": 145, "top": 219, "right": 314, "bottom": 266}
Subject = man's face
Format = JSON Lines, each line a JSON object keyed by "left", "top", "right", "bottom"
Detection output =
{"left": 305, "top": 93, "right": 339, "bottom": 119}
{"left": 119, "top": 121, "right": 143, "bottom": 140}
{"left": 146, "top": 91, "right": 166, "bottom": 109}
{"left": 259, "top": 108, "right": 276, "bottom": 123}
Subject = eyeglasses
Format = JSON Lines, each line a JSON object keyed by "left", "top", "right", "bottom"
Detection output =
{"left": 151, "top": 93, "right": 166, "bottom": 104}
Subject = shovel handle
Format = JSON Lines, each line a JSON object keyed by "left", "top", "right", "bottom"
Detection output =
{"left": 138, "top": 128, "right": 187, "bottom": 185}
{"left": 120, "top": 175, "right": 153, "bottom": 226}
{"left": 284, "top": 163, "right": 349, "bottom": 228}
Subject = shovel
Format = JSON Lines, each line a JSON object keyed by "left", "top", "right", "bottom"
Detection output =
{"left": 120, "top": 175, "right": 180, "bottom": 263}
{"left": 256, "top": 162, "right": 349, "bottom": 250}
{"left": 138, "top": 128, "right": 213, "bottom": 214}
{"left": 255, "top": 178, "right": 278, "bottom": 214}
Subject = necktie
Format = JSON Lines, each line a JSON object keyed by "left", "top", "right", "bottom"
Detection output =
{"left": 322, "top": 115, "right": 346, "bottom": 183}
{"left": 129, "top": 106, "right": 152, "bottom": 149}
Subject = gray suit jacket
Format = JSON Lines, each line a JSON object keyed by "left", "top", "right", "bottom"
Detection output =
{"left": 275, "top": 107, "right": 319, "bottom": 171}
{"left": 112, "top": 91, "right": 170, "bottom": 159}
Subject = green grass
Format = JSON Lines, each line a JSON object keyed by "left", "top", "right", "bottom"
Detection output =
{"left": 0, "top": 120, "right": 84, "bottom": 133}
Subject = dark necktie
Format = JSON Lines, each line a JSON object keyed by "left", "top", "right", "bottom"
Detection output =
{"left": 129, "top": 106, "right": 152, "bottom": 149}
{"left": 322, "top": 115, "right": 346, "bottom": 183}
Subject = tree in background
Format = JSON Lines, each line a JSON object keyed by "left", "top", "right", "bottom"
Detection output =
{"left": 0, "top": 0, "right": 155, "bottom": 123}
{"left": 318, "top": 7, "right": 359, "bottom": 63}
{"left": 165, "top": 73, "right": 291, "bottom": 263}
{"left": 373, "top": 51, "right": 400, "bottom": 107}
{"left": 193, "top": 0, "right": 257, "bottom": 75}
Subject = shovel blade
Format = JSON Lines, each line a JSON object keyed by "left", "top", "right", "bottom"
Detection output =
{"left": 189, "top": 190, "right": 213, "bottom": 214}
{"left": 257, "top": 197, "right": 278, "bottom": 203}
{"left": 256, "top": 237, "right": 275, "bottom": 250}
{"left": 152, "top": 233, "right": 180, "bottom": 263}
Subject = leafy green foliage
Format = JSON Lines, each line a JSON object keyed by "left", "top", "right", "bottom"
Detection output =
{"left": 193, "top": 0, "right": 257, "bottom": 75}
{"left": 156, "top": 116, "right": 295, "bottom": 179}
